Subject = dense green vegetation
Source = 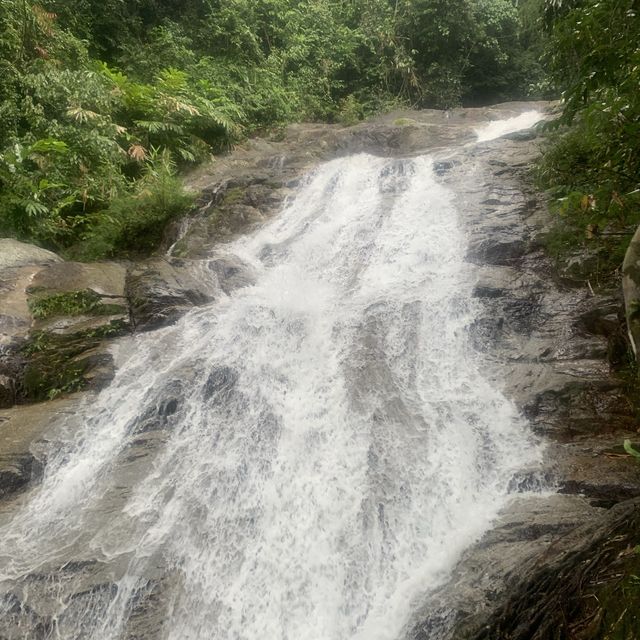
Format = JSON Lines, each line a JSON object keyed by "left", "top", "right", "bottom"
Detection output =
{"left": 537, "top": 0, "right": 640, "bottom": 283}
{"left": 0, "top": 0, "right": 545, "bottom": 257}
{"left": 2, "top": 0, "right": 638, "bottom": 270}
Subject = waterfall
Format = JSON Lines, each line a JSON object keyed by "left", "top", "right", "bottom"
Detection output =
{"left": 0, "top": 119, "right": 542, "bottom": 640}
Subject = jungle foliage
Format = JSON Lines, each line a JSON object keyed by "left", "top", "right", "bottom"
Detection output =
{"left": 0, "top": 0, "right": 544, "bottom": 257}
{"left": 537, "top": 0, "right": 640, "bottom": 282}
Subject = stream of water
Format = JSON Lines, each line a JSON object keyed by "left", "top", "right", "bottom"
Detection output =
{"left": 0, "top": 112, "right": 543, "bottom": 640}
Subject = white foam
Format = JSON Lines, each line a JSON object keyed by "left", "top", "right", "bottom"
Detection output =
{"left": 475, "top": 110, "right": 544, "bottom": 142}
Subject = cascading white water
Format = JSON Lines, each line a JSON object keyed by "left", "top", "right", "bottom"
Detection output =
{"left": 474, "top": 110, "right": 543, "bottom": 143}
{"left": 0, "top": 120, "right": 542, "bottom": 640}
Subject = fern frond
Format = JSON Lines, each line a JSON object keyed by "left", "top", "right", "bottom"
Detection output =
{"left": 134, "top": 120, "right": 185, "bottom": 135}
{"left": 67, "top": 106, "right": 100, "bottom": 123}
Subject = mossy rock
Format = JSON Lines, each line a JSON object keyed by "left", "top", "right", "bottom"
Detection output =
{"left": 27, "top": 289, "right": 126, "bottom": 320}
{"left": 393, "top": 117, "right": 416, "bottom": 126}
{"left": 20, "top": 321, "right": 127, "bottom": 401}
{"left": 221, "top": 186, "right": 247, "bottom": 206}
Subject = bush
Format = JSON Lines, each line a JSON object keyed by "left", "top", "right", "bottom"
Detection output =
{"left": 536, "top": 0, "right": 640, "bottom": 282}
{"left": 70, "top": 149, "right": 194, "bottom": 260}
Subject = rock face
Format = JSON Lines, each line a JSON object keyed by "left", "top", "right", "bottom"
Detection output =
{"left": 0, "top": 241, "right": 65, "bottom": 406}
{"left": 0, "top": 397, "right": 78, "bottom": 501}
{"left": 0, "top": 256, "right": 132, "bottom": 407}
{"left": 174, "top": 102, "right": 552, "bottom": 261}
{"left": 465, "top": 497, "right": 640, "bottom": 640}
{"left": 127, "top": 256, "right": 253, "bottom": 331}
{"left": 407, "top": 125, "right": 640, "bottom": 639}
{"left": 0, "top": 251, "right": 244, "bottom": 406}
{"left": 0, "top": 238, "right": 61, "bottom": 270}
{"left": 127, "top": 258, "right": 217, "bottom": 331}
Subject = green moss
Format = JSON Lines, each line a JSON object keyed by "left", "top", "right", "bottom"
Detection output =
{"left": 23, "top": 361, "right": 85, "bottom": 401}
{"left": 28, "top": 290, "right": 126, "bottom": 320}
{"left": 221, "top": 187, "right": 246, "bottom": 206}
{"left": 20, "top": 321, "right": 127, "bottom": 401}
{"left": 99, "top": 303, "right": 128, "bottom": 315}
{"left": 393, "top": 117, "right": 415, "bottom": 126}
{"left": 22, "top": 334, "right": 93, "bottom": 401}
{"left": 29, "top": 290, "right": 101, "bottom": 319}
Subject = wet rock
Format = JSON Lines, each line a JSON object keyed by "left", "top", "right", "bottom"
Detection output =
{"left": 28, "top": 261, "right": 129, "bottom": 332}
{"left": 203, "top": 366, "right": 238, "bottom": 402}
{"left": 127, "top": 258, "right": 218, "bottom": 331}
{"left": 463, "top": 498, "right": 640, "bottom": 640}
{"left": 207, "top": 256, "right": 255, "bottom": 294}
{"left": 19, "top": 328, "right": 122, "bottom": 402}
{"left": 178, "top": 102, "right": 552, "bottom": 259}
{"left": 472, "top": 286, "right": 504, "bottom": 299}
{"left": 411, "top": 494, "right": 601, "bottom": 640}
{"left": 523, "top": 382, "right": 634, "bottom": 438}
{"left": 134, "top": 387, "right": 185, "bottom": 434}
{"left": 411, "top": 127, "right": 640, "bottom": 639}
{"left": 0, "top": 559, "right": 123, "bottom": 640}
{"left": 171, "top": 177, "right": 290, "bottom": 259}
{"left": 0, "top": 238, "right": 61, "bottom": 269}
{"left": 57, "top": 582, "right": 119, "bottom": 636}
{"left": 467, "top": 238, "right": 527, "bottom": 266}
{"left": 0, "top": 262, "right": 45, "bottom": 406}
{"left": 0, "top": 255, "right": 129, "bottom": 406}
{"left": 0, "top": 398, "right": 78, "bottom": 501}
{"left": 122, "top": 575, "right": 179, "bottom": 640}
{"left": 559, "top": 479, "right": 640, "bottom": 506}
{"left": 503, "top": 128, "right": 538, "bottom": 142}
{"left": 0, "top": 452, "right": 43, "bottom": 499}
{"left": 0, "top": 592, "right": 53, "bottom": 640}
{"left": 74, "top": 347, "right": 117, "bottom": 390}
{"left": 434, "top": 160, "right": 457, "bottom": 176}
{"left": 0, "top": 102, "right": 630, "bottom": 637}
{"left": 30, "top": 260, "right": 127, "bottom": 298}
{"left": 469, "top": 317, "right": 504, "bottom": 350}
{"left": 576, "top": 302, "right": 622, "bottom": 337}
{"left": 0, "top": 346, "right": 24, "bottom": 408}
{"left": 502, "top": 295, "right": 543, "bottom": 333}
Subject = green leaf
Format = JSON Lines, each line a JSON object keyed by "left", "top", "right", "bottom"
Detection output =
{"left": 28, "top": 139, "right": 69, "bottom": 155}
{"left": 624, "top": 439, "right": 640, "bottom": 459}
{"left": 23, "top": 201, "right": 49, "bottom": 218}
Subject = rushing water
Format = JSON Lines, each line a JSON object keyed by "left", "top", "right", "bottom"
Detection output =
{"left": 0, "top": 114, "right": 543, "bottom": 640}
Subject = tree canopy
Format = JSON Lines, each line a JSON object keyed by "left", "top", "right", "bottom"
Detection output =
{"left": 537, "top": 0, "right": 640, "bottom": 280}
{"left": 0, "top": 0, "right": 552, "bottom": 256}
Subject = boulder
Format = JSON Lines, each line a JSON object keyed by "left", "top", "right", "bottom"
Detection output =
{"left": 30, "top": 260, "right": 127, "bottom": 298}
{"left": 127, "top": 258, "right": 219, "bottom": 331}
{"left": 0, "top": 238, "right": 61, "bottom": 269}
{"left": 28, "top": 261, "right": 129, "bottom": 335}
{"left": 0, "top": 397, "right": 78, "bottom": 500}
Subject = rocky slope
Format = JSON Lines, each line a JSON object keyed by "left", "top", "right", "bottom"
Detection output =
{"left": 1, "top": 102, "right": 639, "bottom": 638}
{"left": 407, "top": 128, "right": 640, "bottom": 639}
